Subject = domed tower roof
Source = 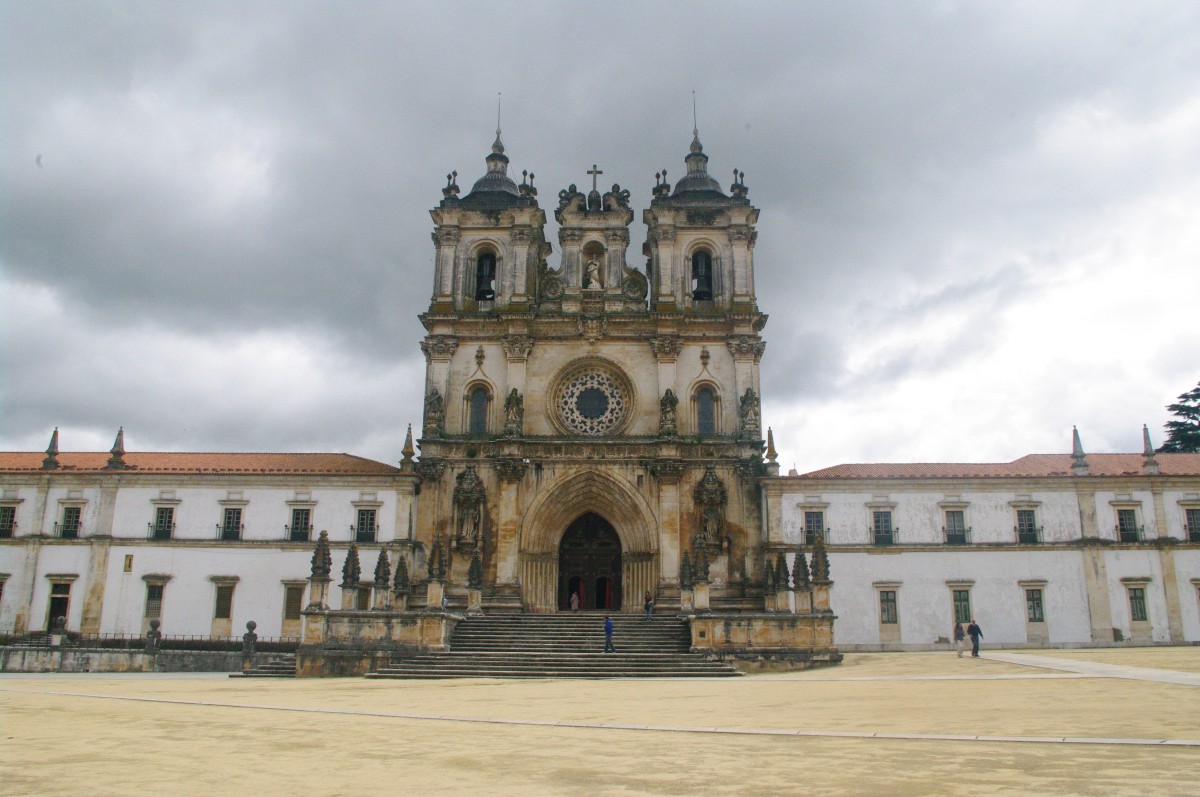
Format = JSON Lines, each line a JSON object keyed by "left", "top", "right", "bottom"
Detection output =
{"left": 671, "top": 128, "right": 726, "bottom": 197}
{"left": 458, "top": 128, "right": 534, "bottom": 209}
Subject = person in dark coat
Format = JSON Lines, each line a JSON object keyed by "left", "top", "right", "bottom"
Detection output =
{"left": 603, "top": 615, "right": 616, "bottom": 653}
{"left": 967, "top": 618, "right": 983, "bottom": 657}
{"left": 953, "top": 622, "right": 966, "bottom": 658}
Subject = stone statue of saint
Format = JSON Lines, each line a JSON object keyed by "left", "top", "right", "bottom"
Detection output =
{"left": 503, "top": 388, "right": 524, "bottom": 435}
{"left": 659, "top": 389, "right": 678, "bottom": 436}
{"left": 584, "top": 257, "right": 603, "bottom": 289}
{"left": 424, "top": 389, "right": 445, "bottom": 435}
{"left": 739, "top": 388, "right": 761, "bottom": 436}
{"left": 459, "top": 505, "right": 480, "bottom": 544}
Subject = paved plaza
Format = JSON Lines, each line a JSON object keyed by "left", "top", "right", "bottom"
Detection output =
{"left": 2, "top": 649, "right": 1197, "bottom": 796}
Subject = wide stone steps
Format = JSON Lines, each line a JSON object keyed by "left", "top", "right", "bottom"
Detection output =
{"left": 368, "top": 612, "right": 740, "bottom": 679}
{"left": 229, "top": 654, "right": 297, "bottom": 678}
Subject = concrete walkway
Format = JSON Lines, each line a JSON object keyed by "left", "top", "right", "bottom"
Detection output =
{"left": 983, "top": 651, "right": 1200, "bottom": 687}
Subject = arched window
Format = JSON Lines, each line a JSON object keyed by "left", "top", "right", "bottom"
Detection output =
{"left": 468, "top": 387, "right": 490, "bottom": 435}
{"left": 475, "top": 251, "right": 496, "bottom": 300}
{"left": 696, "top": 387, "right": 716, "bottom": 436}
{"left": 691, "top": 250, "right": 713, "bottom": 301}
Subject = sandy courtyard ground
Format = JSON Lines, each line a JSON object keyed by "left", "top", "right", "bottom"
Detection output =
{"left": 1, "top": 649, "right": 1197, "bottom": 796}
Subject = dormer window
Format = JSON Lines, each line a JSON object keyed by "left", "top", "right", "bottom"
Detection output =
{"left": 475, "top": 251, "right": 497, "bottom": 300}
{"left": 691, "top": 250, "right": 713, "bottom": 301}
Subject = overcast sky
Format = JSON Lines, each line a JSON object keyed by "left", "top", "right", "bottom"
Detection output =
{"left": 2, "top": 1, "right": 1198, "bottom": 472}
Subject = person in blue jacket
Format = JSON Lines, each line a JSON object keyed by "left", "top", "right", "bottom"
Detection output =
{"left": 967, "top": 618, "right": 983, "bottom": 657}
{"left": 604, "top": 615, "right": 616, "bottom": 653}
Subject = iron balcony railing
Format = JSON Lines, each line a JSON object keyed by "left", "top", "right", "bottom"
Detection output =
{"left": 286, "top": 524, "right": 313, "bottom": 542}
{"left": 1116, "top": 524, "right": 1145, "bottom": 543}
{"left": 216, "top": 523, "right": 244, "bottom": 541}
{"left": 352, "top": 524, "right": 377, "bottom": 543}
{"left": 1015, "top": 526, "right": 1043, "bottom": 544}
{"left": 943, "top": 526, "right": 972, "bottom": 545}
{"left": 804, "top": 529, "right": 825, "bottom": 546}
{"left": 147, "top": 522, "right": 175, "bottom": 540}
{"left": 871, "top": 528, "right": 896, "bottom": 546}
{"left": 54, "top": 521, "right": 81, "bottom": 539}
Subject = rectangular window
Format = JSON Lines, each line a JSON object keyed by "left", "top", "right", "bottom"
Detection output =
{"left": 879, "top": 590, "right": 898, "bottom": 625}
{"left": 152, "top": 507, "right": 174, "bottom": 540}
{"left": 284, "top": 585, "right": 305, "bottom": 621}
{"left": 355, "top": 588, "right": 370, "bottom": 610}
{"left": 945, "top": 510, "right": 967, "bottom": 544}
{"left": 804, "top": 511, "right": 824, "bottom": 545}
{"left": 1187, "top": 508, "right": 1200, "bottom": 542}
{"left": 214, "top": 584, "right": 235, "bottom": 620}
{"left": 1016, "top": 509, "right": 1039, "bottom": 543}
{"left": 952, "top": 589, "right": 971, "bottom": 624}
{"left": 1117, "top": 509, "right": 1139, "bottom": 543}
{"left": 0, "top": 505, "right": 15, "bottom": 538}
{"left": 290, "top": 508, "right": 311, "bottom": 541}
{"left": 356, "top": 508, "right": 377, "bottom": 542}
{"left": 60, "top": 506, "right": 81, "bottom": 538}
{"left": 220, "top": 507, "right": 242, "bottom": 540}
{"left": 48, "top": 582, "right": 71, "bottom": 629}
{"left": 872, "top": 511, "right": 893, "bottom": 545}
{"left": 1025, "top": 588, "right": 1045, "bottom": 623}
{"left": 1129, "top": 587, "right": 1147, "bottom": 622}
{"left": 145, "top": 584, "right": 164, "bottom": 620}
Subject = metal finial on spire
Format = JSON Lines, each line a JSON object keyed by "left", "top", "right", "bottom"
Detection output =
{"left": 692, "top": 90, "right": 698, "bottom": 137}
{"left": 496, "top": 92, "right": 502, "bottom": 136}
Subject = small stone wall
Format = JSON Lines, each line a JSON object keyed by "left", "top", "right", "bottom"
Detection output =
{"left": 297, "top": 608, "right": 461, "bottom": 676}
{"left": 0, "top": 647, "right": 246, "bottom": 673}
{"left": 686, "top": 611, "right": 842, "bottom": 670}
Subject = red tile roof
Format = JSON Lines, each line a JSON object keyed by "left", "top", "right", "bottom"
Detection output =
{"left": 794, "top": 453, "right": 1200, "bottom": 480}
{"left": 0, "top": 452, "right": 402, "bottom": 475}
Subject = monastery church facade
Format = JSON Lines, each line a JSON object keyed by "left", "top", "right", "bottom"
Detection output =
{"left": 2, "top": 130, "right": 1199, "bottom": 654}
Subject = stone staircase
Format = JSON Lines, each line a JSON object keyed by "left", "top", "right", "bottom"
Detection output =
{"left": 367, "top": 612, "right": 741, "bottom": 679}
{"left": 229, "top": 654, "right": 297, "bottom": 678}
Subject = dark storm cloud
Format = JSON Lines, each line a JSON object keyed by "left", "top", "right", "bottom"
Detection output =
{"left": 3, "top": 1, "right": 1199, "bottom": 467}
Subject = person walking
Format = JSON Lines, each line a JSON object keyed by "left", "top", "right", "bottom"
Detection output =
{"left": 953, "top": 622, "right": 965, "bottom": 658}
{"left": 643, "top": 591, "right": 654, "bottom": 621}
{"left": 967, "top": 618, "right": 983, "bottom": 657}
{"left": 570, "top": 591, "right": 579, "bottom": 611}
{"left": 603, "top": 615, "right": 616, "bottom": 653}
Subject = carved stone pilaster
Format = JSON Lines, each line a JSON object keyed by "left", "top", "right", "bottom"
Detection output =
{"left": 494, "top": 457, "right": 528, "bottom": 482}
{"left": 652, "top": 460, "right": 685, "bottom": 484}
{"left": 726, "top": 335, "right": 766, "bottom": 361}
{"left": 604, "top": 228, "right": 630, "bottom": 245}
{"left": 420, "top": 335, "right": 459, "bottom": 362}
{"left": 414, "top": 458, "right": 445, "bottom": 483}
{"left": 649, "top": 336, "right": 681, "bottom": 361}
{"left": 502, "top": 335, "right": 534, "bottom": 361}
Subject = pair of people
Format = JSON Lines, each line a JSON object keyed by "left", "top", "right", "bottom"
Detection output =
{"left": 954, "top": 619, "right": 984, "bottom": 657}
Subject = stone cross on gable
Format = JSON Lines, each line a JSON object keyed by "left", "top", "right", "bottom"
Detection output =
{"left": 587, "top": 164, "right": 603, "bottom": 192}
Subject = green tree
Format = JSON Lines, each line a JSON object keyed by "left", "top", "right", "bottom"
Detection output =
{"left": 1158, "top": 380, "right": 1200, "bottom": 453}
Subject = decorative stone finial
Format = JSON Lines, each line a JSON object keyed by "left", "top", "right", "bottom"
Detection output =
{"left": 1071, "top": 426, "right": 1089, "bottom": 476}
{"left": 679, "top": 549, "right": 693, "bottom": 590}
{"left": 810, "top": 534, "right": 831, "bottom": 583}
{"left": 468, "top": 546, "right": 483, "bottom": 588}
{"left": 1142, "top": 424, "right": 1160, "bottom": 475}
{"left": 766, "top": 427, "right": 778, "bottom": 463}
{"left": 310, "top": 530, "right": 333, "bottom": 579}
{"left": 427, "top": 531, "right": 446, "bottom": 581}
{"left": 42, "top": 427, "right": 60, "bottom": 470}
{"left": 401, "top": 424, "right": 416, "bottom": 469}
{"left": 341, "top": 543, "right": 361, "bottom": 589}
{"left": 775, "top": 553, "right": 790, "bottom": 590}
{"left": 373, "top": 549, "right": 391, "bottom": 588}
{"left": 791, "top": 548, "right": 810, "bottom": 590}
{"left": 393, "top": 553, "right": 410, "bottom": 594}
{"left": 106, "top": 427, "right": 126, "bottom": 470}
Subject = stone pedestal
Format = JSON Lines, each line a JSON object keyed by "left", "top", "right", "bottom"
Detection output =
{"left": 467, "top": 588, "right": 482, "bottom": 613}
{"left": 680, "top": 587, "right": 694, "bottom": 613}
{"left": 812, "top": 583, "right": 831, "bottom": 613}
{"left": 693, "top": 581, "right": 710, "bottom": 612}
{"left": 426, "top": 579, "right": 445, "bottom": 611}
{"left": 776, "top": 588, "right": 791, "bottom": 613}
{"left": 763, "top": 590, "right": 777, "bottom": 612}
{"left": 795, "top": 589, "right": 813, "bottom": 614}
{"left": 392, "top": 593, "right": 409, "bottom": 612}
{"left": 340, "top": 584, "right": 358, "bottom": 610}
{"left": 372, "top": 586, "right": 390, "bottom": 610}
{"left": 307, "top": 576, "right": 331, "bottom": 610}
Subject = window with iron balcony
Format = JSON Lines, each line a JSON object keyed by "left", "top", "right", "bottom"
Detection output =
{"left": 871, "top": 511, "right": 894, "bottom": 546}
{"left": 287, "top": 507, "right": 312, "bottom": 542}
{"left": 57, "top": 506, "right": 82, "bottom": 539}
{"left": 1015, "top": 509, "right": 1042, "bottom": 544}
{"left": 1187, "top": 508, "right": 1200, "bottom": 543}
{"left": 218, "top": 507, "right": 243, "bottom": 541}
{"left": 943, "top": 510, "right": 970, "bottom": 545}
{"left": 0, "top": 505, "right": 16, "bottom": 538}
{"left": 149, "top": 507, "right": 174, "bottom": 540}
{"left": 354, "top": 508, "right": 377, "bottom": 543}
{"left": 1116, "top": 508, "right": 1142, "bottom": 543}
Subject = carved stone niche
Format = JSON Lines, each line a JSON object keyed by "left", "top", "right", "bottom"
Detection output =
{"left": 452, "top": 466, "right": 487, "bottom": 553}
{"left": 693, "top": 467, "right": 730, "bottom": 554}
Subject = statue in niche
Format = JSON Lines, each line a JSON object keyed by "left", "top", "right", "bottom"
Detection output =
{"left": 584, "top": 257, "right": 603, "bottom": 289}
{"left": 738, "top": 388, "right": 761, "bottom": 437}
{"left": 698, "top": 507, "right": 723, "bottom": 549}
{"left": 459, "top": 504, "right": 481, "bottom": 546}
{"left": 659, "top": 389, "right": 679, "bottom": 436}
{"left": 424, "top": 389, "right": 445, "bottom": 436}
{"left": 503, "top": 389, "right": 524, "bottom": 436}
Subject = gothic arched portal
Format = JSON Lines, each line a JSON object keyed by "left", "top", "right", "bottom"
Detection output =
{"left": 558, "top": 513, "right": 621, "bottom": 610}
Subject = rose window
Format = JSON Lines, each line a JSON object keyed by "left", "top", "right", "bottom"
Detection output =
{"left": 555, "top": 368, "right": 629, "bottom": 435}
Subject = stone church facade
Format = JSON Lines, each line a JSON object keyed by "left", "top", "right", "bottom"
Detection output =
{"left": 2, "top": 131, "right": 1199, "bottom": 665}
